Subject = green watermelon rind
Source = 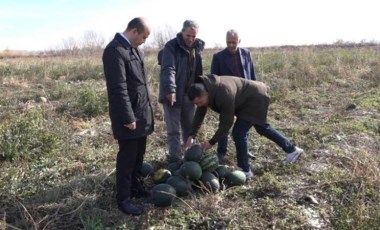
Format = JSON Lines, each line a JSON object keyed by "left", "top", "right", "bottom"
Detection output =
{"left": 184, "top": 144, "right": 203, "bottom": 162}
{"left": 180, "top": 161, "right": 202, "bottom": 182}
{"left": 151, "top": 183, "right": 177, "bottom": 207}
{"left": 226, "top": 170, "right": 246, "bottom": 186}
{"left": 199, "top": 154, "right": 219, "bottom": 172}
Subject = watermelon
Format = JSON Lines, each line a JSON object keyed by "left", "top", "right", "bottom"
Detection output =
{"left": 153, "top": 169, "right": 172, "bottom": 184}
{"left": 201, "top": 171, "right": 220, "bottom": 193}
{"left": 151, "top": 183, "right": 176, "bottom": 207}
{"left": 199, "top": 154, "right": 219, "bottom": 172}
{"left": 225, "top": 170, "right": 246, "bottom": 186}
{"left": 167, "top": 161, "right": 182, "bottom": 174}
{"left": 184, "top": 144, "right": 203, "bottom": 162}
{"left": 139, "top": 161, "right": 153, "bottom": 177}
{"left": 166, "top": 175, "right": 190, "bottom": 196}
{"left": 180, "top": 161, "right": 202, "bottom": 182}
{"left": 215, "top": 164, "right": 230, "bottom": 179}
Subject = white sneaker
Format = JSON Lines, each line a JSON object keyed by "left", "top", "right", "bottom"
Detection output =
{"left": 244, "top": 169, "right": 254, "bottom": 179}
{"left": 236, "top": 166, "right": 254, "bottom": 179}
{"left": 286, "top": 147, "right": 303, "bottom": 163}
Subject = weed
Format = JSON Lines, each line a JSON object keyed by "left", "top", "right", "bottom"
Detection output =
{"left": 73, "top": 83, "right": 108, "bottom": 118}
{"left": 1, "top": 45, "right": 379, "bottom": 229}
{"left": 0, "top": 109, "right": 63, "bottom": 162}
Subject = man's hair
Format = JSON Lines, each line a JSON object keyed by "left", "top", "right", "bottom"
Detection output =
{"left": 126, "top": 17, "right": 146, "bottom": 33}
{"left": 226, "top": 29, "right": 239, "bottom": 39}
{"left": 182, "top": 20, "right": 199, "bottom": 32}
{"left": 188, "top": 83, "right": 207, "bottom": 101}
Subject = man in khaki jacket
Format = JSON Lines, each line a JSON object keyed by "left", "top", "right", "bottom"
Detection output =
{"left": 185, "top": 75, "right": 303, "bottom": 178}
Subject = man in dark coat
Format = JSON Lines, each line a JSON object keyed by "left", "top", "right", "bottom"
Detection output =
{"left": 211, "top": 29, "right": 257, "bottom": 162}
{"left": 211, "top": 30, "right": 256, "bottom": 81}
{"left": 102, "top": 17, "right": 154, "bottom": 216}
{"left": 185, "top": 75, "right": 303, "bottom": 178}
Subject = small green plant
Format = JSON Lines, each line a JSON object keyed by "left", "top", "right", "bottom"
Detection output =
{"left": 49, "top": 81, "right": 67, "bottom": 100}
{"left": 74, "top": 84, "right": 108, "bottom": 118}
{"left": 0, "top": 109, "right": 63, "bottom": 162}
{"left": 80, "top": 214, "right": 104, "bottom": 230}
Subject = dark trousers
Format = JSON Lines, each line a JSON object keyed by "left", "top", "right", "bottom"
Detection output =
{"left": 217, "top": 135, "right": 229, "bottom": 155}
{"left": 116, "top": 136, "right": 147, "bottom": 204}
{"left": 232, "top": 118, "right": 295, "bottom": 171}
{"left": 217, "top": 133, "right": 250, "bottom": 156}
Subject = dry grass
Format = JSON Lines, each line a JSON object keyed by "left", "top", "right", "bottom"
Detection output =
{"left": 1, "top": 44, "right": 379, "bottom": 229}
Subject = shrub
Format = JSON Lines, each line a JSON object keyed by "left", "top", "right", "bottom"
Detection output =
{"left": 0, "top": 109, "right": 63, "bottom": 161}
{"left": 74, "top": 84, "right": 108, "bottom": 118}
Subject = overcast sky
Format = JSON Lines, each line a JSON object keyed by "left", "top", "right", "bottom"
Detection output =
{"left": 1, "top": 0, "right": 379, "bottom": 51}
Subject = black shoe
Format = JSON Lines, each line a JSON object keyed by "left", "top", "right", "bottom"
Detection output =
{"left": 118, "top": 200, "right": 143, "bottom": 216}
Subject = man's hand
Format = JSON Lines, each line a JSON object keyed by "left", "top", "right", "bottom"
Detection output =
{"left": 124, "top": 122, "right": 136, "bottom": 130}
{"left": 185, "top": 136, "right": 194, "bottom": 150}
{"left": 201, "top": 141, "right": 212, "bottom": 151}
{"left": 166, "top": 93, "right": 176, "bottom": 106}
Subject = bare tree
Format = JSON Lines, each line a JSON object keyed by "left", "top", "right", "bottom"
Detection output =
{"left": 81, "top": 30, "right": 105, "bottom": 49}
{"left": 80, "top": 30, "right": 105, "bottom": 56}
{"left": 149, "top": 25, "right": 176, "bottom": 49}
{"left": 61, "top": 36, "right": 80, "bottom": 56}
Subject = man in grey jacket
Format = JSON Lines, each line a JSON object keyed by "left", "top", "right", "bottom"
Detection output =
{"left": 103, "top": 17, "right": 153, "bottom": 216}
{"left": 158, "top": 20, "right": 205, "bottom": 163}
{"left": 185, "top": 75, "right": 303, "bottom": 179}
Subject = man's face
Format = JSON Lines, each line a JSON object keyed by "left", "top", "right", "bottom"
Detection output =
{"left": 193, "top": 94, "right": 209, "bottom": 107}
{"left": 182, "top": 27, "right": 198, "bottom": 47}
{"left": 226, "top": 34, "right": 240, "bottom": 54}
{"left": 132, "top": 28, "right": 150, "bottom": 47}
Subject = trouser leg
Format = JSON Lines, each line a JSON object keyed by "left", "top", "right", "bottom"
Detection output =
{"left": 180, "top": 96, "right": 195, "bottom": 144}
{"left": 232, "top": 119, "right": 253, "bottom": 172}
{"left": 163, "top": 103, "right": 182, "bottom": 161}
{"left": 217, "top": 135, "right": 228, "bottom": 155}
{"left": 253, "top": 123, "right": 295, "bottom": 153}
{"left": 116, "top": 137, "right": 146, "bottom": 204}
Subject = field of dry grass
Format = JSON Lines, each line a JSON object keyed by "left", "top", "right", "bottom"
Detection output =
{"left": 1, "top": 44, "right": 379, "bottom": 229}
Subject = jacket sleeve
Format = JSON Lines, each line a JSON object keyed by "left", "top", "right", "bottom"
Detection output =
{"left": 190, "top": 106, "right": 207, "bottom": 137}
{"left": 247, "top": 51, "right": 256, "bottom": 81}
{"left": 160, "top": 46, "right": 177, "bottom": 96}
{"left": 209, "top": 98, "right": 235, "bottom": 145}
{"left": 210, "top": 54, "right": 221, "bottom": 75}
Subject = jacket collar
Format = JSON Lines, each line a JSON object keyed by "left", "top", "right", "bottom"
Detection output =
{"left": 176, "top": 33, "right": 205, "bottom": 52}
{"left": 114, "top": 33, "right": 132, "bottom": 49}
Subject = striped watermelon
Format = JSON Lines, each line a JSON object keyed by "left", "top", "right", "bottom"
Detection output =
{"left": 199, "top": 154, "right": 219, "bottom": 172}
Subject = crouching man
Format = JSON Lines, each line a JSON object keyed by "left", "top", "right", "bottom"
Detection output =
{"left": 185, "top": 75, "right": 303, "bottom": 178}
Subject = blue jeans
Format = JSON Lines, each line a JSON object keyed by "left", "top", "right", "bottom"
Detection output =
{"left": 217, "top": 133, "right": 252, "bottom": 157}
{"left": 217, "top": 135, "right": 228, "bottom": 156}
{"left": 162, "top": 95, "right": 195, "bottom": 161}
{"left": 232, "top": 118, "right": 295, "bottom": 171}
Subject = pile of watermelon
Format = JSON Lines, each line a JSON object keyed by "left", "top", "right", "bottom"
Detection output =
{"left": 139, "top": 144, "right": 247, "bottom": 207}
